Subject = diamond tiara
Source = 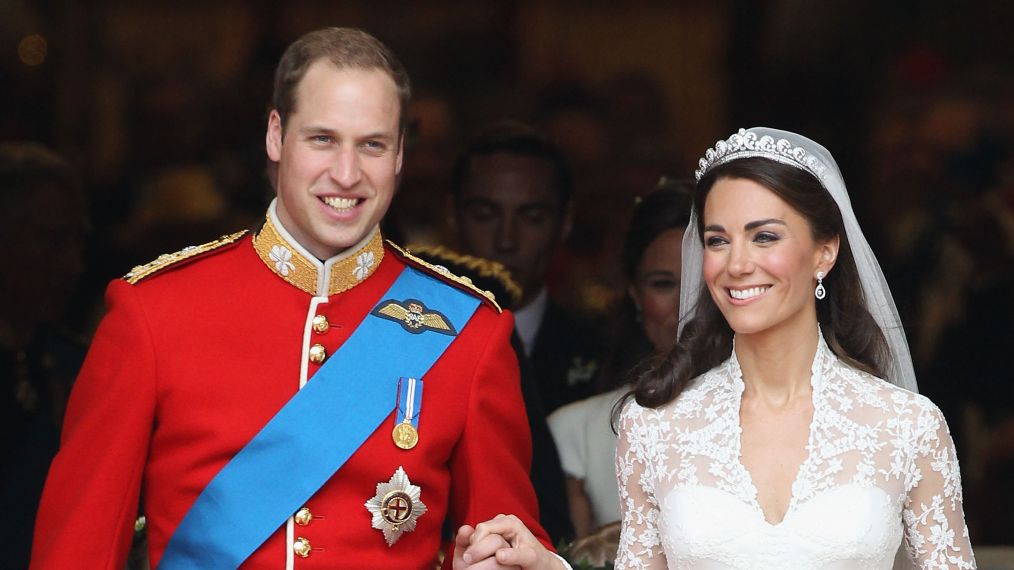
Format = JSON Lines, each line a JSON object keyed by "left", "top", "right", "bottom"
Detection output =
{"left": 694, "top": 128, "right": 828, "bottom": 182}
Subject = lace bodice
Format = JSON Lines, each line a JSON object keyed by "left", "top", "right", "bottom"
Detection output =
{"left": 616, "top": 337, "right": 975, "bottom": 569}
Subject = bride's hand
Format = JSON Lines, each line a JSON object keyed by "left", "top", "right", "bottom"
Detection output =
{"left": 454, "top": 514, "right": 566, "bottom": 569}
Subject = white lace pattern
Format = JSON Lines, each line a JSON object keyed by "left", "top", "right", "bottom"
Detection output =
{"left": 616, "top": 336, "right": 975, "bottom": 569}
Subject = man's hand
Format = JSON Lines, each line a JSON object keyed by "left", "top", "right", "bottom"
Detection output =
{"left": 452, "top": 514, "right": 567, "bottom": 570}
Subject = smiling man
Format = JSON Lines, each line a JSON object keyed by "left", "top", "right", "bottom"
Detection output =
{"left": 32, "top": 28, "right": 565, "bottom": 570}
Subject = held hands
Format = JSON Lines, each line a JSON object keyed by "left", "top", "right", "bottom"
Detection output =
{"left": 453, "top": 514, "right": 567, "bottom": 570}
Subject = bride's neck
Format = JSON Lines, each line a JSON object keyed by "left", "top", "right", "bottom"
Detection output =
{"left": 735, "top": 319, "right": 819, "bottom": 407}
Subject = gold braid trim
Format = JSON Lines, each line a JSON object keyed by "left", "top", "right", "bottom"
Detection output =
{"left": 251, "top": 212, "right": 384, "bottom": 296}
{"left": 387, "top": 242, "right": 503, "bottom": 313}
{"left": 405, "top": 244, "right": 522, "bottom": 307}
{"left": 123, "top": 230, "right": 248, "bottom": 284}
{"left": 327, "top": 232, "right": 384, "bottom": 295}
{"left": 251, "top": 217, "right": 321, "bottom": 295}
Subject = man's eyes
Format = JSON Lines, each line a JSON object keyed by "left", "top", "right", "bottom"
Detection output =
{"left": 519, "top": 209, "right": 550, "bottom": 223}
{"left": 306, "top": 136, "right": 389, "bottom": 153}
{"left": 362, "top": 140, "right": 387, "bottom": 153}
{"left": 465, "top": 204, "right": 497, "bottom": 220}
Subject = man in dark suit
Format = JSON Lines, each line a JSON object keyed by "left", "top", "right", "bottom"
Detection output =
{"left": 448, "top": 121, "right": 604, "bottom": 415}
{"left": 0, "top": 143, "right": 89, "bottom": 570}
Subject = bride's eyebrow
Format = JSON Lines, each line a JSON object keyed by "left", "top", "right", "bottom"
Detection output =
{"left": 703, "top": 218, "right": 786, "bottom": 233}
{"left": 744, "top": 218, "right": 786, "bottom": 230}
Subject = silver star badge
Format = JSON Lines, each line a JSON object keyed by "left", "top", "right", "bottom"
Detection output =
{"left": 364, "top": 466, "right": 427, "bottom": 546}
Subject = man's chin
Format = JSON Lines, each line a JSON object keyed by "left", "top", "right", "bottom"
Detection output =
{"left": 321, "top": 229, "right": 373, "bottom": 255}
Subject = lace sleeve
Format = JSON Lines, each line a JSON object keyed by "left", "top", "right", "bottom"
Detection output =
{"left": 901, "top": 402, "right": 976, "bottom": 569}
{"left": 615, "top": 402, "right": 667, "bottom": 570}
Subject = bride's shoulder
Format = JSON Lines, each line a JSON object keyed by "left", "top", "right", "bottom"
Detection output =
{"left": 832, "top": 360, "right": 942, "bottom": 419}
{"left": 617, "top": 394, "right": 653, "bottom": 424}
{"left": 617, "top": 368, "right": 728, "bottom": 427}
{"left": 615, "top": 389, "right": 683, "bottom": 427}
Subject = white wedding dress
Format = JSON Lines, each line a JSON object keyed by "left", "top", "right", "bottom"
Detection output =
{"left": 615, "top": 335, "right": 976, "bottom": 569}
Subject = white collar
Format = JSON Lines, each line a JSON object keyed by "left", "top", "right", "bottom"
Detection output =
{"left": 513, "top": 288, "right": 549, "bottom": 356}
{"left": 252, "top": 199, "right": 384, "bottom": 296}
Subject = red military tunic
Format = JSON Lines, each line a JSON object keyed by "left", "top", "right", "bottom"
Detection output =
{"left": 32, "top": 206, "right": 548, "bottom": 569}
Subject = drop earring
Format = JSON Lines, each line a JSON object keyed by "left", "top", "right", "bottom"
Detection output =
{"left": 814, "top": 271, "right": 826, "bottom": 300}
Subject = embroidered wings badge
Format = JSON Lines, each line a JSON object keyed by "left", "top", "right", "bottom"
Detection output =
{"left": 371, "top": 298, "right": 457, "bottom": 336}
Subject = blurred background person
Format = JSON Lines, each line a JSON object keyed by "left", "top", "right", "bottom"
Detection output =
{"left": 548, "top": 182, "right": 692, "bottom": 543}
{"left": 0, "top": 142, "right": 90, "bottom": 570}
{"left": 447, "top": 120, "right": 605, "bottom": 415}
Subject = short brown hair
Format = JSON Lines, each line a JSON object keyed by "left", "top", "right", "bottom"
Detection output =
{"left": 451, "top": 120, "right": 574, "bottom": 210}
{"left": 272, "top": 27, "right": 411, "bottom": 133}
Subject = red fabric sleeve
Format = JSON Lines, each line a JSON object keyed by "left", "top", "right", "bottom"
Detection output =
{"left": 31, "top": 280, "right": 157, "bottom": 569}
{"left": 443, "top": 310, "right": 552, "bottom": 566}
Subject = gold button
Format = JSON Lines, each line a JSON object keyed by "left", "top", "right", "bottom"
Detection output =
{"left": 308, "top": 344, "right": 327, "bottom": 364}
{"left": 294, "top": 507, "right": 312, "bottom": 526}
{"left": 312, "top": 314, "right": 329, "bottom": 334}
{"left": 293, "top": 536, "right": 311, "bottom": 558}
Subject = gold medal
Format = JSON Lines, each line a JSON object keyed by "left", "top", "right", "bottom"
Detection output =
{"left": 392, "top": 421, "right": 418, "bottom": 450}
{"left": 393, "top": 377, "right": 422, "bottom": 450}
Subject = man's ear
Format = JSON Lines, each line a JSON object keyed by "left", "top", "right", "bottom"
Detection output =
{"left": 628, "top": 284, "right": 642, "bottom": 312}
{"left": 560, "top": 201, "right": 574, "bottom": 243}
{"left": 445, "top": 194, "right": 459, "bottom": 238}
{"left": 395, "top": 133, "right": 405, "bottom": 175}
{"left": 817, "top": 234, "right": 840, "bottom": 276}
{"left": 266, "top": 110, "right": 284, "bottom": 162}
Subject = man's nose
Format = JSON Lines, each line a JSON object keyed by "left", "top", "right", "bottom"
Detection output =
{"left": 330, "top": 147, "right": 362, "bottom": 188}
{"left": 494, "top": 216, "right": 518, "bottom": 253}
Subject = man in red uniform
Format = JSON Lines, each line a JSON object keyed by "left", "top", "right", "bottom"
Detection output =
{"left": 32, "top": 27, "right": 567, "bottom": 570}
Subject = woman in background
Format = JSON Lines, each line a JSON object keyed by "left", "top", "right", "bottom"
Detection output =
{"left": 549, "top": 184, "right": 692, "bottom": 540}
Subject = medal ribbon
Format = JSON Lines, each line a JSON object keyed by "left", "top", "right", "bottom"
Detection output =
{"left": 159, "top": 266, "right": 481, "bottom": 569}
{"left": 395, "top": 377, "right": 423, "bottom": 429}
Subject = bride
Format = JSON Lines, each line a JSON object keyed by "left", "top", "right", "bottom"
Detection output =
{"left": 615, "top": 128, "right": 976, "bottom": 569}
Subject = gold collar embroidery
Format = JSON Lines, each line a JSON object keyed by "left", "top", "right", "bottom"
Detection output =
{"left": 252, "top": 207, "right": 384, "bottom": 296}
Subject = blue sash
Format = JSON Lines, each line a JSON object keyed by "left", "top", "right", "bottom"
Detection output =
{"left": 159, "top": 266, "right": 481, "bottom": 569}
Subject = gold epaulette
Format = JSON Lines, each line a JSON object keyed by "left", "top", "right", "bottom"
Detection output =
{"left": 386, "top": 241, "right": 503, "bottom": 313}
{"left": 123, "top": 230, "right": 248, "bottom": 284}
{"left": 406, "top": 244, "right": 523, "bottom": 307}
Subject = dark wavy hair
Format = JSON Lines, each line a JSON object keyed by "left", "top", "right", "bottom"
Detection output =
{"left": 617, "top": 157, "right": 890, "bottom": 417}
{"left": 597, "top": 183, "right": 693, "bottom": 393}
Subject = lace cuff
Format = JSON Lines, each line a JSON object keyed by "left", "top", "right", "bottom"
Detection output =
{"left": 615, "top": 402, "right": 667, "bottom": 569}
{"left": 902, "top": 403, "right": 976, "bottom": 569}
